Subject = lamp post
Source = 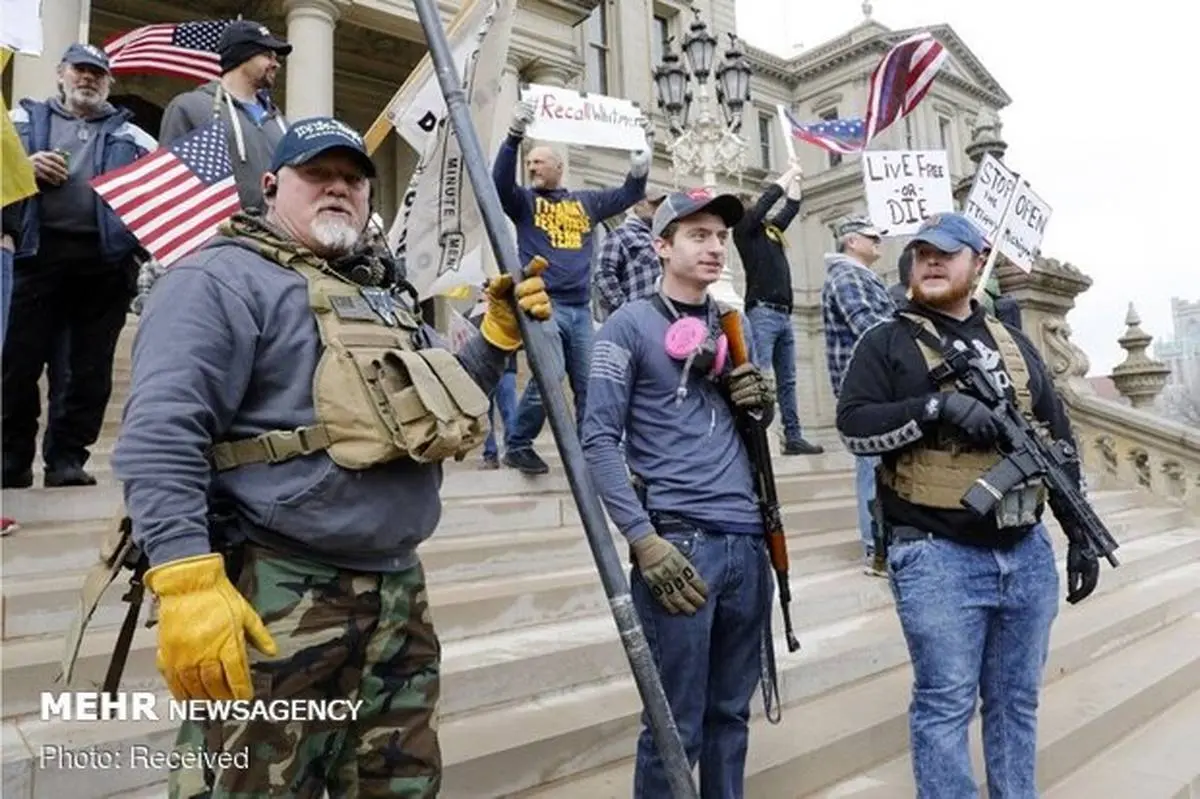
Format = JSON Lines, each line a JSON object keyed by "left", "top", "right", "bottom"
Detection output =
{"left": 652, "top": 7, "right": 754, "bottom": 308}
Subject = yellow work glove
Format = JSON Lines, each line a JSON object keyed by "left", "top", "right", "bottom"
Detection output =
{"left": 144, "top": 553, "right": 278, "bottom": 701}
{"left": 479, "top": 256, "right": 552, "bottom": 351}
{"left": 631, "top": 532, "right": 708, "bottom": 615}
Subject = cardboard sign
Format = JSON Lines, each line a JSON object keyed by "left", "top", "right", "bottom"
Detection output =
{"left": 862, "top": 150, "right": 954, "bottom": 236}
{"left": 962, "top": 153, "right": 1018, "bottom": 246}
{"left": 997, "top": 181, "right": 1051, "bottom": 272}
{"left": 0, "top": 0, "right": 43, "bottom": 55}
{"left": 521, "top": 83, "right": 648, "bottom": 152}
{"left": 963, "top": 154, "right": 1051, "bottom": 273}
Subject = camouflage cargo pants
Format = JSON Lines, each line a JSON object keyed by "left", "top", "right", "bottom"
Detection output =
{"left": 168, "top": 542, "right": 441, "bottom": 799}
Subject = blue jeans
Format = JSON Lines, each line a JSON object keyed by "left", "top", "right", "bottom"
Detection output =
{"left": 746, "top": 305, "right": 802, "bottom": 442}
{"left": 856, "top": 456, "right": 880, "bottom": 558}
{"left": 631, "top": 528, "right": 773, "bottom": 798}
{"left": 0, "top": 249, "right": 11, "bottom": 347}
{"left": 887, "top": 524, "right": 1060, "bottom": 798}
{"left": 483, "top": 370, "right": 517, "bottom": 460}
{"left": 505, "top": 301, "right": 593, "bottom": 452}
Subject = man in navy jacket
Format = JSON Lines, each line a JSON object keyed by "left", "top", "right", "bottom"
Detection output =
{"left": 2, "top": 43, "right": 155, "bottom": 489}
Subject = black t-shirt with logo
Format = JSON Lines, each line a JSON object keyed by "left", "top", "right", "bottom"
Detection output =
{"left": 835, "top": 301, "right": 1080, "bottom": 549}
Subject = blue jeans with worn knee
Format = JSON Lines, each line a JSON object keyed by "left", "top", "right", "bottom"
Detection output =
{"left": 856, "top": 456, "right": 880, "bottom": 558}
{"left": 746, "top": 305, "right": 802, "bottom": 443}
{"left": 631, "top": 527, "right": 773, "bottom": 798}
{"left": 505, "top": 301, "right": 592, "bottom": 452}
{"left": 887, "top": 523, "right": 1060, "bottom": 798}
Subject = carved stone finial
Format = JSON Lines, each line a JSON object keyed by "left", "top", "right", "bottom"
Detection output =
{"left": 862, "top": 1, "right": 874, "bottom": 19}
{"left": 965, "top": 107, "right": 1007, "bottom": 167}
{"left": 1111, "top": 302, "right": 1172, "bottom": 408}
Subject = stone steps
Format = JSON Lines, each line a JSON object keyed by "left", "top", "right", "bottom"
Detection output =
{"left": 1041, "top": 686, "right": 1200, "bottom": 799}
{"left": 513, "top": 557, "right": 1200, "bottom": 799}
{"left": 0, "top": 491, "right": 1170, "bottom": 720}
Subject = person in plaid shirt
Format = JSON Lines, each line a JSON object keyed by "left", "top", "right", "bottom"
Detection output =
{"left": 592, "top": 189, "right": 666, "bottom": 320}
{"left": 821, "top": 216, "right": 896, "bottom": 576}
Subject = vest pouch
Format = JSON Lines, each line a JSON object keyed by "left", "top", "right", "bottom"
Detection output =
{"left": 376, "top": 349, "right": 488, "bottom": 463}
{"left": 313, "top": 343, "right": 408, "bottom": 470}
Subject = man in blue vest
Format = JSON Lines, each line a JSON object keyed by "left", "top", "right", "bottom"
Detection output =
{"left": 2, "top": 43, "right": 155, "bottom": 489}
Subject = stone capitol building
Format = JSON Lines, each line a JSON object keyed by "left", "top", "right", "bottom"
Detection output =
{"left": 4, "top": 1, "right": 1200, "bottom": 797}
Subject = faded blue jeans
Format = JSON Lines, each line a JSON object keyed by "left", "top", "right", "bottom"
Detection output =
{"left": 887, "top": 523, "right": 1060, "bottom": 798}
{"left": 631, "top": 526, "right": 773, "bottom": 798}
{"left": 857, "top": 456, "right": 880, "bottom": 559}
{"left": 505, "top": 301, "right": 592, "bottom": 453}
{"left": 746, "top": 304, "right": 802, "bottom": 443}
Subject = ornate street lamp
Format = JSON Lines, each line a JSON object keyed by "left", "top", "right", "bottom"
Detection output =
{"left": 652, "top": 8, "right": 754, "bottom": 307}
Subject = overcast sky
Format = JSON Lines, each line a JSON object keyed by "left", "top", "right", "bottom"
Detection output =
{"left": 735, "top": 0, "right": 1196, "bottom": 377}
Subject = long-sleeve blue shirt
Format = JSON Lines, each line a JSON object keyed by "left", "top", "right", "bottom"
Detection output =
{"left": 580, "top": 297, "right": 763, "bottom": 543}
{"left": 491, "top": 134, "right": 647, "bottom": 306}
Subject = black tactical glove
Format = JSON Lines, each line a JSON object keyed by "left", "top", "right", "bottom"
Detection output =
{"left": 927, "top": 392, "right": 999, "bottom": 446}
{"left": 1066, "top": 539, "right": 1100, "bottom": 605}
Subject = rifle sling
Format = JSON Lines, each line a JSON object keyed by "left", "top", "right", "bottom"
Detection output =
{"left": 103, "top": 556, "right": 148, "bottom": 698}
{"left": 900, "top": 316, "right": 959, "bottom": 387}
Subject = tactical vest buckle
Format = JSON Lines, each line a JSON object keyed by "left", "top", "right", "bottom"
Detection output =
{"left": 260, "top": 427, "right": 317, "bottom": 463}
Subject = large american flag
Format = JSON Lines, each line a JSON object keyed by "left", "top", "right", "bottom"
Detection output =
{"left": 781, "top": 107, "right": 866, "bottom": 154}
{"left": 90, "top": 121, "right": 241, "bottom": 266}
{"left": 103, "top": 20, "right": 230, "bottom": 83}
{"left": 863, "top": 31, "right": 947, "bottom": 143}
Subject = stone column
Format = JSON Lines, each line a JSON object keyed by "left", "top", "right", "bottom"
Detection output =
{"left": 996, "top": 257, "right": 1094, "bottom": 393}
{"left": 10, "top": 0, "right": 83, "bottom": 102}
{"left": 283, "top": 0, "right": 341, "bottom": 120}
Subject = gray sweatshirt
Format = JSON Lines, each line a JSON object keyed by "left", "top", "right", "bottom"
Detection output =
{"left": 159, "top": 81, "right": 287, "bottom": 212}
{"left": 580, "top": 297, "right": 763, "bottom": 543}
{"left": 111, "top": 235, "right": 509, "bottom": 572}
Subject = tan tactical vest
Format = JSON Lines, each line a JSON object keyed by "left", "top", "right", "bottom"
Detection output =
{"left": 878, "top": 311, "right": 1038, "bottom": 510}
{"left": 208, "top": 248, "right": 490, "bottom": 471}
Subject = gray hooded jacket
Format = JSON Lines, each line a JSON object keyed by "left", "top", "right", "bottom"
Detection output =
{"left": 159, "top": 80, "right": 287, "bottom": 212}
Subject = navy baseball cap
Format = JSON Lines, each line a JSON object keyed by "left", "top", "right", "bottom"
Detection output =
{"left": 218, "top": 20, "right": 292, "bottom": 56}
{"left": 270, "top": 117, "right": 377, "bottom": 178}
{"left": 908, "top": 212, "right": 987, "bottom": 254}
{"left": 61, "top": 43, "right": 111, "bottom": 74}
{"left": 651, "top": 188, "right": 744, "bottom": 238}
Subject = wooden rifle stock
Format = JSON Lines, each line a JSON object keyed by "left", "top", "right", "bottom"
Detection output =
{"left": 719, "top": 310, "right": 800, "bottom": 653}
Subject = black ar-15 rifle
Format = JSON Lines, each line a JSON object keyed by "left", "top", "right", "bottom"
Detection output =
{"left": 937, "top": 339, "right": 1120, "bottom": 601}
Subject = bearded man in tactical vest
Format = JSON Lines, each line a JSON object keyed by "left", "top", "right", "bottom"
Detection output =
{"left": 834, "top": 212, "right": 1098, "bottom": 797}
{"left": 109, "top": 116, "right": 551, "bottom": 798}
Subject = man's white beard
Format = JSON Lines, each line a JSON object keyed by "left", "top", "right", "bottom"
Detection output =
{"left": 65, "top": 86, "right": 106, "bottom": 113}
{"left": 311, "top": 215, "right": 360, "bottom": 256}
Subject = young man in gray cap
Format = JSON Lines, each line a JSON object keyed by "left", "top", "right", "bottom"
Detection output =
{"left": 159, "top": 19, "right": 292, "bottom": 212}
{"left": 3, "top": 43, "right": 156, "bottom": 490}
{"left": 108, "top": 115, "right": 553, "bottom": 797}
{"left": 582, "top": 188, "right": 778, "bottom": 796}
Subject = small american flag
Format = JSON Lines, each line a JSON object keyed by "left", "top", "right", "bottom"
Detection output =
{"left": 864, "top": 31, "right": 947, "bottom": 143}
{"left": 90, "top": 121, "right": 241, "bottom": 266}
{"left": 103, "top": 20, "right": 231, "bottom": 83}
{"left": 781, "top": 107, "right": 866, "bottom": 154}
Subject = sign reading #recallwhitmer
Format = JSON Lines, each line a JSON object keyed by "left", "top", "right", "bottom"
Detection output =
{"left": 520, "top": 83, "right": 649, "bottom": 152}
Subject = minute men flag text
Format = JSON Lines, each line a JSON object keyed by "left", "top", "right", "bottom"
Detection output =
{"left": 91, "top": 120, "right": 240, "bottom": 266}
{"left": 103, "top": 20, "right": 229, "bottom": 83}
{"left": 387, "top": 0, "right": 516, "bottom": 299}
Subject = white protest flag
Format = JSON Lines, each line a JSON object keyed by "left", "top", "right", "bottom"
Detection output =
{"left": 388, "top": 0, "right": 515, "bottom": 299}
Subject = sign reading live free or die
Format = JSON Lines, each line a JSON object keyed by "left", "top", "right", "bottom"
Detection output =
{"left": 861, "top": 150, "right": 956, "bottom": 236}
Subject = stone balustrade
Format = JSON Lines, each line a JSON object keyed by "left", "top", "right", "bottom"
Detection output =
{"left": 998, "top": 257, "right": 1200, "bottom": 517}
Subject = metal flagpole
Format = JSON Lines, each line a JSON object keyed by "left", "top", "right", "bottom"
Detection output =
{"left": 407, "top": 0, "right": 698, "bottom": 796}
